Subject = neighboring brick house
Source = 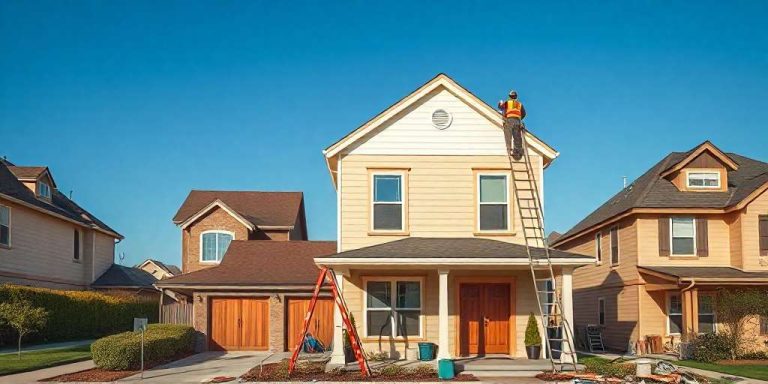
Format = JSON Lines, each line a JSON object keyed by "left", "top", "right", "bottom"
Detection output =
{"left": 172, "top": 190, "right": 308, "bottom": 273}
{"left": 553, "top": 141, "right": 768, "bottom": 352}
{"left": 158, "top": 191, "right": 335, "bottom": 352}
{"left": 0, "top": 157, "right": 123, "bottom": 290}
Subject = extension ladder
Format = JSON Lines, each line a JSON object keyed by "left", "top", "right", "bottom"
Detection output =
{"left": 288, "top": 267, "right": 371, "bottom": 377}
{"left": 505, "top": 122, "right": 579, "bottom": 372}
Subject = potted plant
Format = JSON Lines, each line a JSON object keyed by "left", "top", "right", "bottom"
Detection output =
{"left": 343, "top": 314, "right": 357, "bottom": 363}
{"left": 525, "top": 313, "right": 542, "bottom": 360}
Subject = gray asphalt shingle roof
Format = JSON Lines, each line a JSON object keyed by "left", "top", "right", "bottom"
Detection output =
{"left": 92, "top": 264, "right": 158, "bottom": 288}
{"left": 640, "top": 266, "right": 768, "bottom": 281}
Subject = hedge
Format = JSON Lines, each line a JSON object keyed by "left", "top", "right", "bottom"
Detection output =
{"left": 0, "top": 284, "right": 157, "bottom": 346}
{"left": 92, "top": 324, "right": 195, "bottom": 370}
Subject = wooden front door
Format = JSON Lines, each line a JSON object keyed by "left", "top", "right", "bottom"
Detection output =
{"left": 459, "top": 283, "right": 511, "bottom": 355}
{"left": 210, "top": 297, "right": 269, "bottom": 351}
{"left": 287, "top": 298, "right": 334, "bottom": 352}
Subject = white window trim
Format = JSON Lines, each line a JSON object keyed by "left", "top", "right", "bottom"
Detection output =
{"left": 362, "top": 276, "right": 424, "bottom": 339}
{"left": 686, "top": 170, "right": 721, "bottom": 189}
{"left": 610, "top": 226, "right": 620, "bottom": 266}
{"left": 697, "top": 294, "right": 717, "bottom": 334}
{"left": 597, "top": 297, "right": 606, "bottom": 326}
{"left": 0, "top": 204, "right": 10, "bottom": 248}
{"left": 370, "top": 171, "right": 406, "bottom": 233}
{"left": 670, "top": 217, "right": 697, "bottom": 256}
{"left": 595, "top": 232, "right": 602, "bottom": 264}
{"left": 37, "top": 181, "right": 52, "bottom": 199}
{"left": 199, "top": 230, "right": 235, "bottom": 264}
{"left": 476, "top": 172, "right": 512, "bottom": 233}
{"left": 667, "top": 292, "right": 683, "bottom": 336}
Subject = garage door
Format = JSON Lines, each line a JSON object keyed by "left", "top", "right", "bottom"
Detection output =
{"left": 210, "top": 297, "right": 269, "bottom": 350}
{"left": 287, "top": 298, "right": 334, "bottom": 351}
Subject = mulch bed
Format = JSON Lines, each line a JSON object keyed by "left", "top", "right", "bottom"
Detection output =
{"left": 41, "top": 352, "right": 195, "bottom": 382}
{"left": 241, "top": 360, "right": 477, "bottom": 382}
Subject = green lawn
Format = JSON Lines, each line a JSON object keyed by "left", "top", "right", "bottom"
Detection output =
{"left": 0, "top": 345, "right": 91, "bottom": 376}
{"left": 674, "top": 360, "right": 768, "bottom": 381}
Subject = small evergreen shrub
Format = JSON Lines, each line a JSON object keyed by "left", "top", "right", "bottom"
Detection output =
{"left": 525, "top": 313, "right": 542, "bottom": 347}
{"left": 91, "top": 324, "right": 195, "bottom": 370}
{"left": 689, "top": 333, "right": 731, "bottom": 363}
{"left": 583, "top": 358, "right": 635, "bottom": 378}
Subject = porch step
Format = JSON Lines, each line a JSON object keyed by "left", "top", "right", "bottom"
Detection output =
{"left": 453, "top": 358, "right": 552, "bottom": 378}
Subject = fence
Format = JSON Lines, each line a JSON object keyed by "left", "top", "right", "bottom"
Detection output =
{"left": 160, "top": 298, "right": 193, "bottom": 326}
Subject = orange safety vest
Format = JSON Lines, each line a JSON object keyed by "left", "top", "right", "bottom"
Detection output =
{"left": 503, "top": 99, "right": 523, "bottom": 119}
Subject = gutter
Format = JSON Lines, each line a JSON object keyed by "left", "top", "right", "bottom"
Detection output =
{"left": 314, "top": 257, "right": 596, "bottom": 266}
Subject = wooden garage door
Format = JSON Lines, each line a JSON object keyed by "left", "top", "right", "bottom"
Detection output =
{"left": 210, "top": 298, "right": 269, "bottom": 351}
{"left": 287, "top": 298, "right": 334, "bottom": 352}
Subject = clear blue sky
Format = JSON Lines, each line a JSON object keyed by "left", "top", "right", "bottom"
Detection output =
{"left": 2, "top": 1, "right": 767, "bottom": 268}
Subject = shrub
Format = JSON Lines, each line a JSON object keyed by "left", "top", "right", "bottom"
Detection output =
{"left": 91, "top": 324, "right": 195, "bottom": 370}
{"left": 525, "top": 313, "right": 541, "bottom": 347}
{"left": 0, "top": 284, "right": 157, "bottom": 346}
{"left": 583, "top": 358, "right": 635, "bottom": 378}
{"left": 379, "top": 364, "right": 406, "bottom": 377}
{"left": 739, "top": 351, "right": 768, "bottom": 360}
{"left": 689, "top": 333, "right": 731, "bottom": 363}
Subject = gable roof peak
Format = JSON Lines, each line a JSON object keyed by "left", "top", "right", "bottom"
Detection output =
{"left": 660, "top": 141, "right": 739, "bottom": 178}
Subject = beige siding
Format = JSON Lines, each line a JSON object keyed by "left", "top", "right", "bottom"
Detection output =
{"left": 727, "top": 211, "right": 744, "bottom": 269}
{"left": 573, "top": 285, "right": 639, "bottom": 351}
{"left": 339, "top": 154, "right": 543, "bottom": 252}
{"left": 636, "top": 214, "right": 732, "bottom": 267}
{"left": 0, "top": 198, "right": 114, "bottom": 289}
{"left": 740, "top": 190, "right": 768, "bottom": 271}
{"left": 638, "top": 287, "right": 667, "bottom": 339}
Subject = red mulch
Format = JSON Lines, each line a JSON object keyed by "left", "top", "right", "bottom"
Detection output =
{"left": 240, "top": 360, "right": 477, "bottom": 382}
{"left": 536, "top": 372, "right": 575, "bottom": 381}
{"left": 40, "top": 368, "right": 138, "bottom": 382}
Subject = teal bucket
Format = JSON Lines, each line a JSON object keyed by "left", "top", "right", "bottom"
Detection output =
{"left": 418, "top": 342, "right": 435, "bottom": 361}
{"left": 438, "top": 359, "right": 455, "bottom": 380}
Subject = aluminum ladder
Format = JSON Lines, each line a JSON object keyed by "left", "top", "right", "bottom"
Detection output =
{"left": 505, "top": 122, "right": 579, "bottom": 372}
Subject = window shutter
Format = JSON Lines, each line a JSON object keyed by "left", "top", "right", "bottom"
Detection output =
{"left": 759, "top": 215, "right": 768, "bottom": 256}
{"left": 696, "top": 218, "right": 709, "bottom": 257}
{"left": 658, "top": 217, "right": 670, "bottom": 256}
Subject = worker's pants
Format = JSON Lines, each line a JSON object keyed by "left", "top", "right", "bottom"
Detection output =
{"left": 504, "top": 117, "right": 524, "bottom": 160}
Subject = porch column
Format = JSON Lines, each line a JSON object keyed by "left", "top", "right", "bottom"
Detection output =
{"left": 438, "top": 269, "right": 451, "bottom": 359}
{"left": 681, "top": 288, "right": 698, "bottom": 341}
{"left": 560, "top": 267, "right": 576, "bottom": 364}
{"left": 329, "top": 269, "right": 347, "bottom": 366}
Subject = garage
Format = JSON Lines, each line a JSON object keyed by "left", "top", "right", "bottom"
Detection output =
{"left": 287, "top": 298, "right": 334, "bottom": 351}
{"left": 210, "top": 297, "right": 269, "bottom": 350}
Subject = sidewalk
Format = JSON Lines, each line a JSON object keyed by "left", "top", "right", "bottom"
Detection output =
{"left": 0, "top": 360, "right": 94, "bottom": 384}
{"left": 0, "top": 339, "right": 93, "bottom": 355}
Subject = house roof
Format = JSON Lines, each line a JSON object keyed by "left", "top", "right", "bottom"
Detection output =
{"left": 156, "top": 240, "right": 337, "bottom": 287}
{"left": 172, "top": 190, "right": 305, "bottom": 229}
{"left": 139, "top": 259, "right": 181, "bottom": 276}
{"left": 639, "top": 266, "right": 768, "bottom": 283}
{"left": 92, "top": 264, "right": 158, "bottom": 288}
{"left": 553, "top": 142, "right": 768, "bottom": 246}
{"left": 318, "top": 237, "right": 590, "bottom": 260}
{"left": 8, "top": 166, "right": 50, "bottom": 180}
{"left": 0, "top": 160, "right": 121, "bottom": 238}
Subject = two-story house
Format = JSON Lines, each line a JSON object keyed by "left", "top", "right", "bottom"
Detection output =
{"left": 553, "top": 141, "right": 768, "bottom": 352}
{"left": 157, "top": 190, "right": 337, "bottom": 352}
{"left": 314, "top": 74, "right": 594, "bottom": 365}
{"left": 0, "top": 158, "right": 122, "bottom": 290}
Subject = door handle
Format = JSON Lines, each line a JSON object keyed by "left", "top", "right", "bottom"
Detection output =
{"left": 483, "top": 317, "right": 490, "bottom": 326}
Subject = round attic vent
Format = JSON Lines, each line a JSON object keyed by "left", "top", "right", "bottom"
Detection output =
{"left": 431, "top": 109, "right": 452, "bottom": 130}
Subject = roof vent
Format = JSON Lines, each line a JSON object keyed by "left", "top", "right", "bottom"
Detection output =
{"left": 431, "top": 109, "right": 452, "bottom": 130}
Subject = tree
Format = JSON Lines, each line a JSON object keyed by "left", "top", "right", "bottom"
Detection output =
{"left": 0, "top": 299, "right": 49, "bottom": 359}
{"left": 525, "top": 313, "right": 542, "bottom": 347}
{"left": 713, "top": 289, "right": 768, "bottom": 360}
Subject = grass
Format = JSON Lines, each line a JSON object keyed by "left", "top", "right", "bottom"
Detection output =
{"left": 0, "top": 344, "right": 91, "bottom": 376}
{"left": 674, "top": 360, "right": 768, "bottom": 381}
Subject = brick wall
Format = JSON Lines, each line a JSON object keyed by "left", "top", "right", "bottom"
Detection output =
{"left": 182, "top": 207, "right": 250, "bottom": 273}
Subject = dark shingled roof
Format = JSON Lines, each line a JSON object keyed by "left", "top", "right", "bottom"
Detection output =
{"left": 0, "top": 160, "right": 121, "bottom": 238}
{"left": 640, "top": 266, "right": 768, "bottom": 281}
{"left": 92, "top": 264, "right": 158, "bottom": 288}
{"left": 157, "top": 240, "right": 337, "bottom": 286}
{"left": 7, "top": 166, "right": 49, "bottom": 180}
{"left": 173, "top": 190, "right": 304, "bottom": 228}
{"left": 555, "top": 143, "right": 768, "bottom": 245}
{"left": 321, "top": 237, "right": 591, "bottom": 260}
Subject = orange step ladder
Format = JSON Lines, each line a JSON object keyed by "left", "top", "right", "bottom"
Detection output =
{"left": 288, "top": 266, "right": 371, "bottom": 377}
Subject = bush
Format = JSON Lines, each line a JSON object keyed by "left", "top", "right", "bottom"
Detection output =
{"left": 0, "top": 284, "right": 157, "bottom": 346}
{"left": 525, "top": 313, "right": 541, "bottom": 347}
{"left": 739, "top": 351, "right": 768, "bottom": 360}
{"left": 689, "top": 333, "right": 731, "bottom": 363}
{"left": 91, "top": 324, "right": 195, "bottom": 370}
{"left": 583, "top": 357, "right": 635, "bottom": 378}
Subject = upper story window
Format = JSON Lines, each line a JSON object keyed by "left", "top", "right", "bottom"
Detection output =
{"left": 37, "top": 181, "right": 51, "bottom": 199}
{"left": 73, "top": 229, "right": 81, "bottom": 260}
{"left": 0, "top": 205, "right": 10, "bottom": 247}
{"left": 372, "top": 174, "right": 404, "bottom": 231}
{"left": 595, "top": 232, "right": 602, "bottom": 264}
{"left": 478, "top": 174, "right": 509, "bottom": 231}
{"left": 687, "top": 171, "right": 720, "bottom": 189}
{"left": 610, "top": 226, "right": 619, "bottom": 265}
{"left": 671, "top": 217, "right": 696, "bottom": 255}
{"left": 200, "top": 230, "right": 234, "bottom": 262}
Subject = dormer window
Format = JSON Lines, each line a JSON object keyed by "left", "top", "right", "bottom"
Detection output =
{"left": 37, "top": 181, "right": 52, "bottom": 199}
{"left": 686, "top": 171, "right": 720, "bottom": 189}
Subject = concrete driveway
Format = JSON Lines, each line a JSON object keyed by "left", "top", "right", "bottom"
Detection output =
{"left": 120, "top": 351, "right": 288, "bottom": 383}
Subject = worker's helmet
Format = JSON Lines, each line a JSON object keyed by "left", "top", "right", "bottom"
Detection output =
{"left": 508, "top": 90, "right": 518, "bottom": 98}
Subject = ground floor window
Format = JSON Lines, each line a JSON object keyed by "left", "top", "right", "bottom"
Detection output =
{"left": 698, "top": 294, "right": 716, "bottom": 334}
{"left": 668, "top": 293, "right": 683, "bottom": 335}
{"left": 364, "top": 278, "right": 422, "bottom": 338}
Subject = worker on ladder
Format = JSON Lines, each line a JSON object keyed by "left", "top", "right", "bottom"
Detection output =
{"left": 498, "top": 90, "right": 526, "bottom": 160}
